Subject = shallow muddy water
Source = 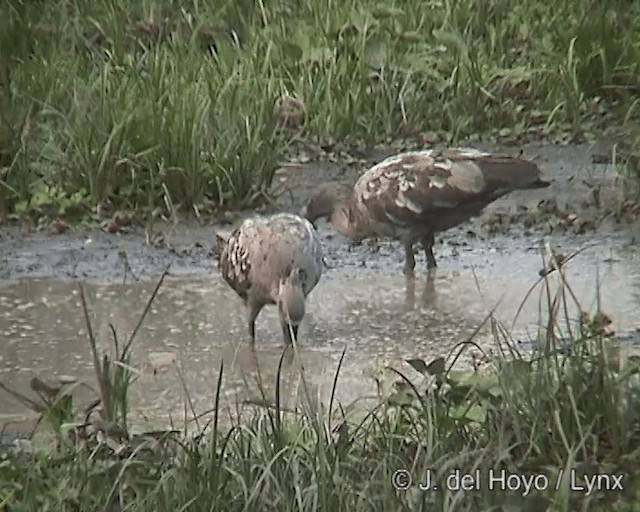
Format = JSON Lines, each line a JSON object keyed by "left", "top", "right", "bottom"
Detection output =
{"left": 1, "top": 142, "right": 640, "bottom": 435}
{"left": 1, "top": 238, "right": 639, "bottom": 432}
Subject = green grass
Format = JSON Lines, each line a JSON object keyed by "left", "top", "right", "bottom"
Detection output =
{"left": 2, "top": 250, "right": 640, "bottom": 510}
{"left": 1, "top": 0, "right": 639, "bottom": 222}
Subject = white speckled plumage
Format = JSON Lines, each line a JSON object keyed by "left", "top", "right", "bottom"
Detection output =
{"left": 217, "top": 213, "right": 324, "bottom": 344}
{"left": 301, "top": 148, "right": 550, "bottom": 274}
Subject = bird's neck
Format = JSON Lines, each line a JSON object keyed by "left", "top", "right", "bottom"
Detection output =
{"left": 329, "top": 199, "right": 367, "bottom": 240}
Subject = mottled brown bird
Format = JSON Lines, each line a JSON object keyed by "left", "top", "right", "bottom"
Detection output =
{"left": 216, "top": 213, "right": 324, "bottom": 344}
{"left": 301, "top": 148, "right": 550, "bottom": 274}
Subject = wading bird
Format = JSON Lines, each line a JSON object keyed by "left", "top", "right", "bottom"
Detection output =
{"left": 301, "top": 148, "right": 550, "bottom": 274}
{"left": 216, "top": 213, "right": 324, "bottom": 344}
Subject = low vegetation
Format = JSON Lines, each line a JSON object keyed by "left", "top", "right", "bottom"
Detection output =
{"left": 1, "top": 0, "right": 640, "bottom": 224}
{"left": 2, "top": 249, "right": 640, "bottom": 510}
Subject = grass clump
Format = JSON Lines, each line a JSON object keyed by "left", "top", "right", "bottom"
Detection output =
{"left": 1, "top": 0, "right": 639, "bottom": 222}
{"left": 2, "top": 251, "right": 640, "bottom": 510}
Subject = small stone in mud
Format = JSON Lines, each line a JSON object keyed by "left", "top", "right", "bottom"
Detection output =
{"left": 49, "top": 218, "right": 70, "bottom": 235}
{"left": 105, "top": 220, "right": 119, "bottom": 233}
{"left": 105, "top": 212, "right": 134, "bottom": 233}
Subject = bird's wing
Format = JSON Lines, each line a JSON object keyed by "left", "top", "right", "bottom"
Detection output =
{"left": 218, "top": 223, "right": 253, "bottom": 300}
{"left": 355, "top": 151, "right": 489, "bottom": 228}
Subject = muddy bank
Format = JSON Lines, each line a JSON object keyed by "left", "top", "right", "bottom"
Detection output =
{"left": 0, "top": 141, "right": 638, "bottom": 284}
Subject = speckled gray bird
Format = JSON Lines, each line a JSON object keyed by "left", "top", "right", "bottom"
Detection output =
{"left": 216, "top": 213, "right": 324, "bottom": 344}
{"left": 301, "top": 148, "right": 550, "bottom": 274}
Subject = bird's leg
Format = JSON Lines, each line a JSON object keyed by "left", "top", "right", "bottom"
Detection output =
{"left": 421, "top": 234, "right": 437, "bottom": 270}
{"left": 281, "top": 321, "right": 299, "bottom": 345}
{"left": 403, "top": 241, "right": 416, "bottom": 275}
{"left": 246, "top": 303, "right": 262, "bottom": 344}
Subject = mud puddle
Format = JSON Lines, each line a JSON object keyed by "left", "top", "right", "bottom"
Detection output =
{"left": 1, "top": 141, "right": 640, "bottom": 436}
{"left": 1, "top": 240, "right": 639, "bottom": 432}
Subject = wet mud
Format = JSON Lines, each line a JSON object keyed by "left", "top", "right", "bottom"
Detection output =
{"left": 1, "top": 142, "right": 639, "bottom": 438}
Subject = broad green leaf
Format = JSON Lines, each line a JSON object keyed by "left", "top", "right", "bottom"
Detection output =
{"left": 406, "top": 358, "right": 429, "bottom": 375}
{"left": 425, "top": 357, "right": 446, "bottom": 376}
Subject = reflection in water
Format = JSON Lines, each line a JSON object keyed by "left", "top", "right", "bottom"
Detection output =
{"left": 1, "top": 243, "right": 639, "bottom": 430}
{"left": 404, "top": 272, "right": 438, "bottom": 311}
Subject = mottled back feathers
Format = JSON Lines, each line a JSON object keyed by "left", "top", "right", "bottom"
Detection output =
{"left": 218, "top": 229, "right": 253, "bottom": 301}
{"left": 218, "top": 213, "right": 324, "bottom": 305}
{"left": 353, "top": 149, "right": 549, "bottom": 234}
